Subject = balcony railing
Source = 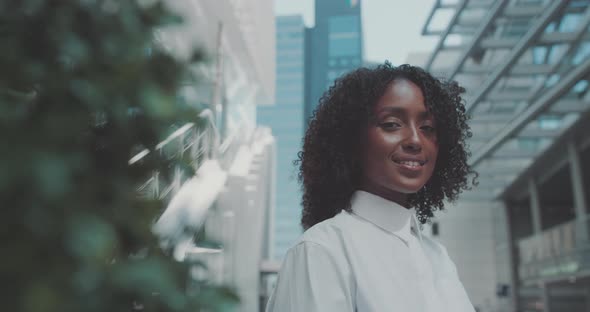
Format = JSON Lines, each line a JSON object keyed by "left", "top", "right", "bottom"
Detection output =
{"left": 129, "top": 108, "right": 243, "bottom": 202}
{"left": 517, "top": 215, "right": 590, "bottom": 282}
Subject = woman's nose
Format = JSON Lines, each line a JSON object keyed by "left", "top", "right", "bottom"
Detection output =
{"left": 402, "top": 126, "right": 422, "bottom": 152}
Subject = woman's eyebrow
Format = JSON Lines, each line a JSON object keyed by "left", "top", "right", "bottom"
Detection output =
{"left": 377, "top": 107, "right": 405, "bottom": 116}
{"left": 378, "top": 107, "right": 433, "bottom": 120}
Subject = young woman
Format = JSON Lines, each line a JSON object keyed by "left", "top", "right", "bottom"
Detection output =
{"left": 266, "top": 63, "right": 477, "bottom": 311}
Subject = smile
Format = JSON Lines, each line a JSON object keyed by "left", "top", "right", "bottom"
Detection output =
{"left": 394, "top": 160, "right": 423, "bottom": 167}
{"left": 391, "top": 157, "right": 427, "bottom": 171}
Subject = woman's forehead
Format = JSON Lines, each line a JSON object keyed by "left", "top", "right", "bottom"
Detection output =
{"left": 373, "top": 79, "right": 428, "bottom": 113}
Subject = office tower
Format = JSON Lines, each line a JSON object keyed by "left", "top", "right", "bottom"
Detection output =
{"left": 258, "top": 15, "right": 307, "bottom": 261}
{"left": 305, "top": 0, "right": 364, "bottom": 122}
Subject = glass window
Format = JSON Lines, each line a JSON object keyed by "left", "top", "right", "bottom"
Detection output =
{"left": 278, "top": 39, "right": 304, "bottom": 50}
{"left": 559, "top": 13, "right": 582, "bottom": 32}
{"left": 514, "top": 0, "right": 543, "bottom": 6}
{"left": 277, "top": 65, "right": 304, "bottom": 74}
{"left": 328, "top": 15, "right": 361, "bottom": 57}
{"left": 329, "top": 15, "right": 359, "bottom": 33}
{"left": 518, "top": 138, "right": 540, "bottom": 150}
{"left": 327, "top": 70, "right": 339, "bottom": 80}
{"left": 532, "top": 46, "right": 547, "bottom": 64}
{"left": 547, "top": 44, "right": 568, "bottom": 64}
{"left": 544, "top": 21, "right": 557, "bottom": 33}
{"left": 329, "top": 33, "right": 360, "bottom": 57}
{"left": 538, "top": 115, "right": 561, "bottom": 129}
{"left": 277, "top": 50, "right": 304, "bottom": 63}
{"left": 544, "top": 74, "right": 560, "bottom": 88}
{"left": 503, "top": 19, "right": 529, "bottom": 37}
{"left": 572, "top": 42, "right": 590, "bottom": 65}
{"left": 572, "top": 80, "right": 588, "bottom": 94}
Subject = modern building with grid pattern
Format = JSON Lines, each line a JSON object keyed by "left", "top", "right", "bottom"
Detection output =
{"left": 419, "top": 0, "right": 590, "bottom": 311}
{"left": 305, "top": 0, "right": 364, "bottom": 122}
{"left": 257, "top": 15, "right": 306, "bottom": 261}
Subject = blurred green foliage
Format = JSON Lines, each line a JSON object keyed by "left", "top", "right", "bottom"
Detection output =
{"left": 0, "top": 0, "right": 237, "bottom": 311}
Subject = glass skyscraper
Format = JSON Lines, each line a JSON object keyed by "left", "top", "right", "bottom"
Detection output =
{"left": 258, "top": 1, "right": 365, "bottom": 262}
{"left": 257, "top": 15, "right": 306, "bottom": 260}
{"left": 305, "top": 0, "right": 364, "bottom": 122}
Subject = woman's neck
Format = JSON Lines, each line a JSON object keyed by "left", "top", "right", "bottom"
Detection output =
{"left": 358, "top": 185, "right": 409, "bottom": 209}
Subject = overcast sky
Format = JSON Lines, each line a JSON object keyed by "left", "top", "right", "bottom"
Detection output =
{"left": 274, "top": 0, "right": 445, "bottom": 65}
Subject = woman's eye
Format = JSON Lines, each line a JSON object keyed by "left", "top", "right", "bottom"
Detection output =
{"left": 421, "top": 125, "right": 436, "bottom": 133}
{"left": 380, "top": 122, "right": 401, "bottom": 129}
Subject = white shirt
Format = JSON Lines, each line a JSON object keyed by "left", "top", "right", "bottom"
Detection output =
{"left": 266, "top": 190, "right": 475, "bottom": 312}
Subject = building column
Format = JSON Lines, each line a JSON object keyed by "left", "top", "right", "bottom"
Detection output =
{"left": 542, "top": 282, "right": 551, "bottom": 312}
{"left": 568, "top": 140, "right": 589, "bottom": 241}
{"left": 528, "top": 178, "right": 543, "bottom": 233}
{"left": 502, "top": 202, "right": 519, "bottom": 312}
{"left": 527, "top": 178, "right": 551, "bottom": 311}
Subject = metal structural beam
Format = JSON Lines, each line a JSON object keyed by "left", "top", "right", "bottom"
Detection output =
{"left": 459, "top": 63, "right": 553, "bottom": 76}
{"left": 492, "top": 148, "right": 538, "bottom": 159}
{"left": 549, "top": 98, "right": 590, "bottom": 113}
{"left": 448, "top": 0, "right": 508, "bottom": 79}
{"left": 471, "top": 113, "right": 516, "bottom": 122}
{"left": 500, "top": 109, "right": 590, "bottom": 199}
{"left": 508, "top": 64, "right": 555, "bottom": 76}
{"left": 503, "top": 6, "right": 544, "bottom": 17}
{"left": 479, "top": 32, "right": 590, "bottom": 49}
{"left": 487, "top": 90, "right": 532, "bottom": 102}
{"left": 421, "top": 0, "right": 441, "bottom": 36}
{"left": 425, "top": 0, "right": 468, "bottom": 71}
{"left": 528, "top": 178, "right": 542, "bottom": 233}
{"left": 527, "top": 7, "right": 590, "bottom": 103}
{"left": 465, "top": 0, "right": 569, "bottom": 113}
{"left": 428, "top": 29, "right": 476, "bottom": 36}
{"left": 477, "top": 165, "right": 523, "bottom": 176}
{"left": 434, "top": 0, "right": 494, "bottom": 10}
{"left": 475, "top": 179, "right": 512, "bottom": 189}
{"left": 518, "top": 128, "right": 561, "bottom": 139}
{"left": 442, "top": 32, "right": 590, "bottom": 51}
{"left": 460, "top": 191, "right": 500, "bottom": 201}
{"left": 470, "top": 125, "right": 561, "bottom": 144}
{"left": 469, "top": 57, "right": 590, "bottom": 167}
{"left": 465, "top": 0, "right": 495, "bottom": 9}
{"left": 568, "top": 140, "right": 589, "bottom": 223}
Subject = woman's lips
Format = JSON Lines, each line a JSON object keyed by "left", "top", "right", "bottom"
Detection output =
{"left": 392, "top": 158, "right": 427, "bottom": 172}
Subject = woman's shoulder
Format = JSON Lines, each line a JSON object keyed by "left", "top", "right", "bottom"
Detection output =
{"left": 420, "top": 234, "right": 447, "bottom": 254}
{"left": 292, "top": 210, "right": 355, "bottom": 252}
{"left": 420, "top": 235, "right": 461, "bottom": 275}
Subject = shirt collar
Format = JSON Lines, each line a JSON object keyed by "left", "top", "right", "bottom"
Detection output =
{"left": 350, "top": 190, "right": 422, "bottom": 245}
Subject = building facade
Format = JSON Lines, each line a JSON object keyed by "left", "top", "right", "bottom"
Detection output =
{"left": 305, "top": 0, "right": 364, "bottom": 122}
{"left": 420, "top": 0, "right": 590, "bottom": 311}
{"left": 161, "top": 0, "right": 275, "bottom": 132}
{"left": 151, "top": 1, "right": 277, "bottom": 311}
{"left": 257, "top": 15, "right": 307, "bottom": 261}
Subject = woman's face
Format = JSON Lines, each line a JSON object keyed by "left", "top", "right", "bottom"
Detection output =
{"left": 359, "top": 78, "right": 439, "bottom": 205}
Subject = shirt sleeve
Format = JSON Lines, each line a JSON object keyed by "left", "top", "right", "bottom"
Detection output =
{"left": 265, "top": 241, "right": 355, "bottom": 312}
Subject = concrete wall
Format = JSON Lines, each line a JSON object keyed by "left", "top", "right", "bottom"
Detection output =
{"left": 425, "top": 200, "right": 501, "bottom": 312}
{"left": 215, "top": 129, "right": 276, "bottom": 312}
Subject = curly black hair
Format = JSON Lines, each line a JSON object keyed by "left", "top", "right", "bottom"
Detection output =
{"left": 296, "top": 62, "right": 477, "bottom": 230}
